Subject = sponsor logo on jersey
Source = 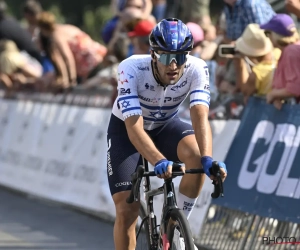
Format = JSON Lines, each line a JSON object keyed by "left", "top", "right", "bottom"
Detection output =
{"left": 139, "top": 95, "right": 162, "bottom": 103}
{"left": 164, "top": 97, "right": 172, "bottom": 103}
{"left": 145, "top": 83, "right": 155, "bottom": 91}
{"left": 139, "top": 95, "right": 151, "bottom": 102}
{"left": 204, "top": 66, "right": 209, "bottom": 80}
{"left": 138, "top": 66, "right": 149, "bottom": 71}
{"left": 173, "top": 93, "right": 186, "bottom": 102}
{"left": 171, "top": 79, "right": 188, "bottom": 91}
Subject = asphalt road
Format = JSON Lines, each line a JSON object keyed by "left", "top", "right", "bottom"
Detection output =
{"left": 0, "top": 187, "right": 115, "bottom": 250}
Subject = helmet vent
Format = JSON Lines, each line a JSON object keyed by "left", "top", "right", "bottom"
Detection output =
{"left": 157, "top": 36, "right": 167, "bottom": 49}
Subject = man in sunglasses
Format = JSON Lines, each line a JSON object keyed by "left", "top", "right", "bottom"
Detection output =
{"left": 106, "top": 17, "right": 227, "bottom": 250}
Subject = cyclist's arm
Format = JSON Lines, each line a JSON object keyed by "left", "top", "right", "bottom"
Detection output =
{"left": 115, "top": 61, "right": 165, "bottom": 166}
{"left": 189, "top": 58, "right": 212, "bottom": 158}
{"left": 190, "top": 104, "right": 212, "bottom": 158}
{"left": 124, "top": 115, "right": 165, "bottom": 166}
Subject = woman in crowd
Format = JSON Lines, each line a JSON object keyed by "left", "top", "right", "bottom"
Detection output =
{"left": 37, "top": 11, "right": 107, "bottom": 88}
{"left": 234, "top": 24, "right": 281, "bottom": 103}
{"left": 260, "top": 14, "right": 300, "bottom": 108}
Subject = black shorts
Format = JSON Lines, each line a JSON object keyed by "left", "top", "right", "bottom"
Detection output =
{"left": 107, "top": 114, "right": 195, "bottom": 196}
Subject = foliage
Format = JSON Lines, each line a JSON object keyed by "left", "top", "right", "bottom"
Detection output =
{"left": 82, "top": 5, "right": 113, "bottom": 43}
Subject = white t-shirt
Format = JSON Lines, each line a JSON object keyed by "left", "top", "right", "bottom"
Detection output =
{"left": 112, "top": 54, "right": 210, "bottom": 130}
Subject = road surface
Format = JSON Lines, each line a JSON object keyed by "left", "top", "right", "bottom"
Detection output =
{"left": 0, "top": 187, "right": 115, "bottom": 250}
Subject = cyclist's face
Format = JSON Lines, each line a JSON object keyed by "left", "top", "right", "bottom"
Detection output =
{"left": 153, "top": 51, "right": 186, "bottom": 85}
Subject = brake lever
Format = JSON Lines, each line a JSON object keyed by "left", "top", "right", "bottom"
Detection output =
{"left": 210, "top": 161, "right": 224, "bottom": 199}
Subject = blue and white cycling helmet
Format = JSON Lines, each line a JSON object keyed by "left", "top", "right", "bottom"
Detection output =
{"left": 149, "top": 18, "right": 194, "bottom": 52}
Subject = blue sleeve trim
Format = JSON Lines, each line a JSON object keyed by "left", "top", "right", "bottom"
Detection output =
{"left": 190, "top": 99, "right": 210, "bottom": 106}
{"left": 118, "top": 95, "right": 139, "bottom": 102}
{"left": 190, "top": 90, "right": 210, "bottom": 96}
{"left": 122, "top": 107, "right": 142, "bottom": 113}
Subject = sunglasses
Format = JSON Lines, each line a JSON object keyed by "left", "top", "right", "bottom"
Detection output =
{"left": 154, "top": 51, "right": 188, "bottom": 66}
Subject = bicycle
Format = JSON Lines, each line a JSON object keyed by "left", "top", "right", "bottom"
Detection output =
{"left": 127, "top": 157, "right": 224, "bottom": 250}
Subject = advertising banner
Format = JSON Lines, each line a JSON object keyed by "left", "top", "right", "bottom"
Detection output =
{"left": 213, "top": 97, "right": 300, "bottom": 223}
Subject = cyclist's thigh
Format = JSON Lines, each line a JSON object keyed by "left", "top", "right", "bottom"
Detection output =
{"left": 153, "top": 117, "right": 195, "bottom": 162}
{"left": 107, "top": 115, "right": 142, "bottom": 196}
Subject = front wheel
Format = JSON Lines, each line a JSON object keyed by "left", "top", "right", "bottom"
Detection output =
{"left": 166, "top": 208, "right": 195, "bottom": 250}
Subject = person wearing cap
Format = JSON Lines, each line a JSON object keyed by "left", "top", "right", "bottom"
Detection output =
{"left": 260, "top": 14, "right": 300, "bottom": 107}
{"left": 234, "top": 24, "right": 281, "bottom": 102}
{"left": 128, "top": 19, "right": 156, "bottom": 54}
{"left": 222, "top": 0, "right": 276, "bottom": 94}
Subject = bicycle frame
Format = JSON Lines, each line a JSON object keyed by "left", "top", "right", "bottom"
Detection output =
{"left": 130, "top": 159, "right": 224, "bottom": 249}
{"left": 139, "top": 158, "right": 178, "bottom": 249}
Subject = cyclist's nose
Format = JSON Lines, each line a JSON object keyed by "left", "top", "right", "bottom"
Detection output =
{"left": 169, "top": 60, "right": 177, "bottom": 70}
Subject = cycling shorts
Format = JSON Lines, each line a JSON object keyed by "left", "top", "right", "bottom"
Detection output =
{"left": 107, "top": 114, "right": 195, "bottom": 196}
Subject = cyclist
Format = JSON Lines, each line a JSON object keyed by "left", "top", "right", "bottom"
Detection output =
{"left": 107, "top": 17, "right": 227, "bottom": 250}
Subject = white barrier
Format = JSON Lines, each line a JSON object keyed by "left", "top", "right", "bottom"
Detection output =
{"left": 0, "top": 98, "right": 239, "bottom": 238}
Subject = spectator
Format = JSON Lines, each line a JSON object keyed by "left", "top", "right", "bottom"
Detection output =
{"left": 285, "top": 0, "right": 300, "bottom": 18}
{"left": 234, "top": 24, "right": 281, "bottom": 102}
{"left": 106, "top": 7, "right": 143, "bottom": 56}
{"left": 223, "top": 0, "right": 275, "bottom": 42}
{"left": 0, "top": 40, "right": 42, "bottom": 90}
{"left": 151, "top": 0, "right": 166, "bottom": 21}
{"left": 168, "top": 0, "right": 211, "bottom": 26}
{"left": 201, "top": 24, "right": 224, "bottom": 61}
{"left": 103, "top": 0, "right": 155, "bottom": 47}
{"left": 186, "top": 22, "right": 204, "bottom": 58}
{"left": 22, "top": 0, "right": 43, "bottom": 41}
{"left": 107, "top": 6, "right": 157, "bottom": 60}
{"left": 0, "top": 0, "right": 42, "bottom": 63}
{"left": 114, "top": 0, "right": 154, "bottom": 19}
{"left": 127, "top": 19, "right": 155, "bottom": 54}
{"left": 222, "top": 0, "right": 276, "bottom": 93}
{"left": 260, "top": 14, "right": 300, "bottom": 108}
{"left": 82, "top": 35, "right": 130, "bottom": 104}
{"left": 33, "top": 36, "right": 56, "bottom": 92}
{"left": 187, "top": 22, "right": 221, "bottom": 100}
{"left": 37, "top": 11, "right": 107, "bottom": 86}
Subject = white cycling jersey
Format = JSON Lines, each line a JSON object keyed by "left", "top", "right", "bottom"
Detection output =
{"left": 112, "top": 54, "right": 210, "bottom": 130}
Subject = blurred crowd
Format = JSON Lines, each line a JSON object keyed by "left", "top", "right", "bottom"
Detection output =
{"left": 0, "top": 0, "right": 300, "bottom": 110}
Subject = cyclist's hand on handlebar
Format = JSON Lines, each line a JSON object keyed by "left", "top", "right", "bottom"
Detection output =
{"left": 154, "top": 159, "right": 173, "bottom": 179}
{"left": 154, "top": 159, "right": 185, "bottom": 179}
{"left": 201, "top": 156, "right": 227, "bottom": 182}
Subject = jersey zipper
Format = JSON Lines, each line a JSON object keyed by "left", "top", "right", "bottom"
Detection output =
{"left": 159, "top": 85, "right": 167, "bottom": 109}
{"left": 148, "top": 85, "right": 167, "bottom": 130}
